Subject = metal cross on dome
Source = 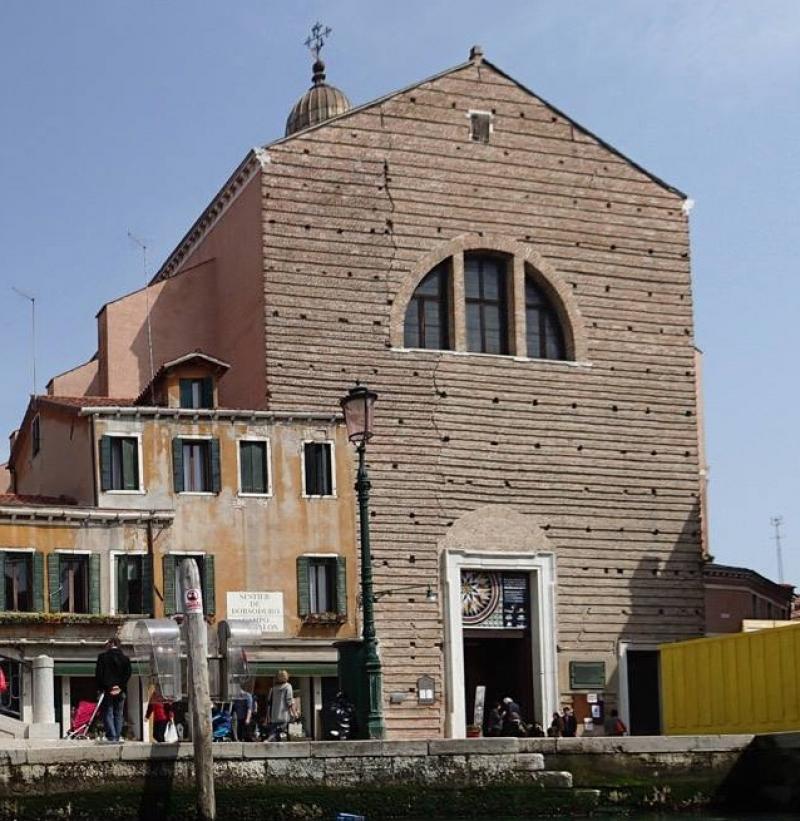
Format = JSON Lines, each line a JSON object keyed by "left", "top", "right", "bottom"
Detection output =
{"left": 304, "top": 21, "right": 332, "bottom": 60}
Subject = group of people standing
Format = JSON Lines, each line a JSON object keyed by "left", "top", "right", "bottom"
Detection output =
{"left": 486, "top": 696, "right": 628, "bottom": 739}
{"left": 94, "top": 637, "right": 299, "bottom": 743}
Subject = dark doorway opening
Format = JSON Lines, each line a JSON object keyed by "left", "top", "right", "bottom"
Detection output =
{"left": 627, "top": 649, "right": 661, "bottom": 735}
{"left": 463, "top": 634, "right": 533, "bottom": 732}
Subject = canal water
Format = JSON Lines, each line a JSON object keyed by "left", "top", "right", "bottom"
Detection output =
{"left": 403, "top": 816, "right": 797, "bottom": 820}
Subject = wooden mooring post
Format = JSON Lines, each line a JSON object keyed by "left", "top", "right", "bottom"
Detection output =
{"left": 180, "top": 558, "right": 216, "bottom": 821}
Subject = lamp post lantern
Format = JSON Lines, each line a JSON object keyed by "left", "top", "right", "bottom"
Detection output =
{"left": 340, "top": 384, "right": 385, "bottom": 739}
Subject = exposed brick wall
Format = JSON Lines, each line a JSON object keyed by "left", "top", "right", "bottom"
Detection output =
{"left": 257, "top": 60, "right": 703, "bottom": 737}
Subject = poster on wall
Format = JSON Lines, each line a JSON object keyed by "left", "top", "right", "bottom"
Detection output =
{"left": 227, "top": 592, "right": 284, "bottom": 633}
{"left": 460, "top": 570, "right": 530, "bottom": 629}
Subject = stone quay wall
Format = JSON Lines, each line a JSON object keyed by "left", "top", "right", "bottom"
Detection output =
{"left": 0, "top": 734, "right": 781, "bottom": 820}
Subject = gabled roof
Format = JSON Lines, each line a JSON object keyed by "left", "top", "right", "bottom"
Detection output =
{"left": 40, "top": 396, "right": 136, "bottom": 410}
{"left": 134, "top": 350, "right": 230, "bottom": 405}
{"left": 152, "top": 48, "right": 685, "bottom": 284}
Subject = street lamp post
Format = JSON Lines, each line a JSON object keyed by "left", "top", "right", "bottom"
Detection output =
{"left": 340, "top": 384, "right": 385, "bottom": 739}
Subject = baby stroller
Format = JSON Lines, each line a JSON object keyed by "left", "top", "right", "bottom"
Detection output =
{"left": 67, "top": 693, "right": 104, "bottom": 740}
{"left": 211, "top": 705, "right": 234, "bottom": 741}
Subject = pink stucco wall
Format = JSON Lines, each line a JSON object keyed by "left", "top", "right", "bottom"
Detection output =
{"left": 48, "top": 358, "right": 100, "bottom": 397}
{"left": 94, "top": 172, "right": 265, "bottom": 408}
{"left": 13, "top": 406, "right": 94, "bottom": 504}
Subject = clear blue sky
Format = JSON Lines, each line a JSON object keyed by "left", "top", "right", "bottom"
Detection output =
{"left": 1, "top": 1, "right": 798, "bottom": 584}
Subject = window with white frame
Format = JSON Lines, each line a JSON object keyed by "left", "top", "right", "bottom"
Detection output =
{"left": 303, "top": 442, "right": 334, "bottom": 497}
{"left": 172, "top": 437, "right": 221, "bottom": 493}
{"left": 99, "top": 435, "right": 141, "bottom": 492}
{"left": 239, "top": 439, "right": 270, "bottom": 495}
{"left": 113, "top": 553, "right": 152, "bottom": 615}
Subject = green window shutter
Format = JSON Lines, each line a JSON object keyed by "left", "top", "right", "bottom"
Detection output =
{"left": 179, "top": 380, "right": 193, "bottom": 409}
{"left": 122, "top": 437, "right": 138, "bottom": 490}
{"left": 210, "top": 439, "right": 221, "bottom": 493}
{"left": 203, "top": 555, "right": 215, "bottom": 616}
{"left": 172, "top": 438, "right": 184, "bottom": 493}
{"left": 336, "top": 556, "right": 347, "bottom": 617}
{"left": 89, "top": 554, "right": 101, "bottom": 614}
{"left": 163, "top": 555, "right": 176, "bottom": 616}
{"left": 0, "top": 552, "right": 6, "bottom": 611}
{"left": 240, "top": 442, "right": 252, "bottom": 493}
{"left": 47, "top": 554, "right": 61, "bottom": 612}
{"left": 141, "top": 555, "right": 153, "bottom": 615}
{"left": 99, "top": 436, "right": 112, "bottom": 491}
{"left": 297, "top": 556, "right": 311, "bottom": 618}
{"left": 33, "top": 552, "right": 44, "bottom": 612}
{"left": 201, "top": 377, "right": 214, "bottom": 409}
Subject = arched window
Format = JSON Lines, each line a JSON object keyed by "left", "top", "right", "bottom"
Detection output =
{"left": 404, "top": 262, "right": 451, "bottom": 350}
{"left": 465, "top": 254, "right": 509, "bottom": 355}
{"left": 525, "top": 276, "right": 566, "bottom": 360}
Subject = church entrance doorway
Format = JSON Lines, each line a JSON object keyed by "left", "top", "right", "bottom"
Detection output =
{"left": 442, "top": 550, "right": 558, "bottom": 738}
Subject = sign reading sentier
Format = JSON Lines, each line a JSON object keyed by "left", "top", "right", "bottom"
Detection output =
{"left": 227, "top": 592, "right": 284, "bottom": 633}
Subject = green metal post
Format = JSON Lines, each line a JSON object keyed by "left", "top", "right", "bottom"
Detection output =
{"left": 356, "top": 441, "right": 385, "bottom": 738}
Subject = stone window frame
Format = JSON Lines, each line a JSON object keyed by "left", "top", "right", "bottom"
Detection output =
{"left": 391, "top": 234, "right": 589, "bottom": 364}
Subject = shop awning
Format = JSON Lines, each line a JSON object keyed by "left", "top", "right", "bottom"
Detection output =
{"left": 246, "top": 662, "right": 338, "bottom": 678}
{"left": 54, "top": 661, "right": 149, "bottom": 676}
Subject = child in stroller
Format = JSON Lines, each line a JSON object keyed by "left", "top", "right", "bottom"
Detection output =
{"left": 67, "top": 693, "right": 105, "bottom": 740}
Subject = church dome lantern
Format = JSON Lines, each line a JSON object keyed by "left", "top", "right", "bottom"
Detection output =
{"left": 285, "top": 23, "right": 351, "bottom": 137}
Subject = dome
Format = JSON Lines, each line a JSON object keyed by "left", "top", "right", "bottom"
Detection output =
{"left": 285, "top": 60, "right": 352, "bottom": 136}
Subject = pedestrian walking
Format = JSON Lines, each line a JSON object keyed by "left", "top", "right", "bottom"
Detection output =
{"left": 95, "top": 636, "right": 132, "bottom": 742}
{"left": 265, "top": 670, "right": 297, "bottom": 741}
{"left": 232, "top": 688, "right": 254, "bottom": 741}
{"left": 604, "top": 708, "right": 627, "bottom": 736}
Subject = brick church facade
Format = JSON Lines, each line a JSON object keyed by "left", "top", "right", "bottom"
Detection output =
{"left": 5, "top": 45, "right": 705, "bottom": 739}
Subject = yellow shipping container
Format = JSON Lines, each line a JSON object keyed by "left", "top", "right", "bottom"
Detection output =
{"left": 661, "top": 622, "right": 800, "bottom": 735}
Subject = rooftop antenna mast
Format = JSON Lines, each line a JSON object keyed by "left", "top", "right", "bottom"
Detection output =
{"left": 771, "top": 516, "right": 785, "bottom": 583}
{"left": 11, "top": 286, "right": 37, "bottom": 396}
{"left": 127, "top": 231, "right": 156, "bottom": 405}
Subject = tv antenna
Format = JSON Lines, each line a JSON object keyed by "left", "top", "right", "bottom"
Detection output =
{"left": 127, "top": 231, "right": 156, "bottom": 404}
{"left": 11, "top": 286, "right": 37, "bottom": 396}
{"left": 771, "top": 515, "right": 785, "bottom": 583}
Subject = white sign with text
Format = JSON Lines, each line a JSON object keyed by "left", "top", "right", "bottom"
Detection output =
{"left": 227, "top": 591, "right": 284, "bottom": 633}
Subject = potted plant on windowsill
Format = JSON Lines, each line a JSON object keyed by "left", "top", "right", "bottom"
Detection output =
{"left": 302, "top": 612, "right": 346, "bottom": 625}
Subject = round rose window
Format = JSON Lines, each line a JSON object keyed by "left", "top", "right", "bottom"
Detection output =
{"left": 461, "top": 570, "right": 501, "bottom": 625}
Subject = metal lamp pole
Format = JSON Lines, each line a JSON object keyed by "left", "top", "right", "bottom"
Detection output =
{"left": 341, "top": 385, "right": 385, "bottom": 739}
{"left": 356, "top": 439, "right": 385, "bottom": 738}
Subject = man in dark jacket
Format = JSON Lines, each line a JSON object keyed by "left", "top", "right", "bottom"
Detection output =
{"left": 95, "top": 637, "right": 132, "bottom": 741}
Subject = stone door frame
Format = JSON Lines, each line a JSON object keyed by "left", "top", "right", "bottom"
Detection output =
{"left": 441, "top": 549, "right": 559, "bottom": 738}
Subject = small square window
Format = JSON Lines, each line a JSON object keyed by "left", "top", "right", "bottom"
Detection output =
{"left": 470, "top": 112, "right": 492, "bottom": 144}
{"left": 304, "top": 442, "right": 333, "bottom": 496}
{"left": 179, "top": 378, "right": 214, "bottom": 409}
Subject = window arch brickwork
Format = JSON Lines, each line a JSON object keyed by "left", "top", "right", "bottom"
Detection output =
{"left": 391, "top": 234, "right": 588, "bottom": 362}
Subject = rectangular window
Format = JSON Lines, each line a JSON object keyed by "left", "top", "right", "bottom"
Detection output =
{"left": 308, "top": 558, "right": 337, "bottom": 613}
{"left": 179, "top": 378, "right": 214, "bottom": 409}
{"left": 465, "top": 255, "right": 509, "bottom": 354}
{"left": 3, "top": 554, "right": 32, "bottom": 612}
{"left": 163, "top": 554, "right": 215, "bottom": 617}
{"left": 116, "top": 555, "right": 144, "bottom": 615}
{"left": 183, "top": 440, "right": 211, "bottom": 492}
{"left": 60, "top": 556, "right": 90, "bottom": 614}
{"left": 304, "top": 442, "right": 333, "bottom": 496}
{"left": 100, "top": 436, "right": 140, "bottom": 492}
{"left": 469, "top": 111, "right": 492, "bottom": 144}
{"left": 239, "top": 440, "right": 270, "bottom": 495}
{"left": 32, "top": 416, "right": 41, "bottom": 457}
{"left": 297, "top": 555, "right": 347, "bottom": 618}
